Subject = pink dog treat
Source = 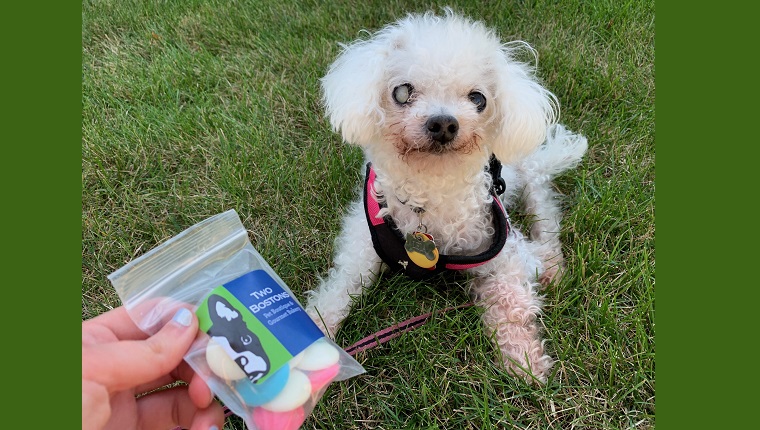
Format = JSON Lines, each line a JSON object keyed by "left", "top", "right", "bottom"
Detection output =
{"left": 252, "top": 406, "right": 305, "bottom": 430}
{"left": 307, "top": 363, "right": 341, "bottom": 393}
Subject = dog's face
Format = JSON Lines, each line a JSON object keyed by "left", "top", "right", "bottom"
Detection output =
{"left": 380, "top": 58, "right": 491, "bottom": 161}
{"left": 321, "top": 10, "right": 557, "bottom": 170}
{"left": 206, "top": 294, "right": 270, "bottom": 382}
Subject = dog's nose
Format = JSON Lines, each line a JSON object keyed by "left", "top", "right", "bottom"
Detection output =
{"left": 426, "top": 115, "right": 459, "bottom": 144}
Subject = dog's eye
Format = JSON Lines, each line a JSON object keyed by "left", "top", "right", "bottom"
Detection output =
{"left": 241, "top": 335, "right": 252, "bottom": 345}
{"left": 469, "top": 91, "right": 487, "bottom": 112}
{"left": 392, "top": 84, "right": 413, "bottom": 104}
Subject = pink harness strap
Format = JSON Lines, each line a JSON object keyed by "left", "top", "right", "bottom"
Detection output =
{"left": 365, "top": 166, "right": 385, "bottom": 226}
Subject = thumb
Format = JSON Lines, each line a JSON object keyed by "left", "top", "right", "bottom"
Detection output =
{"left": 84, "top": 308, "right": 199, "bottom": 392}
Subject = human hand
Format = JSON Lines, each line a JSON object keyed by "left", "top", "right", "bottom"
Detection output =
{"left": 82, "top": 306, "right": 224, "bottom": 430}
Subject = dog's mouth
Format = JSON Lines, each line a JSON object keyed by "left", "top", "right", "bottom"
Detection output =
{"left": 396, "top": 134, "right": 480, "bottom": 158}
{"left": 385, "top": 116, "right": 482, "bottom": 159}
{"left": 421, "top": 141, "right": 461, "bottom": 155}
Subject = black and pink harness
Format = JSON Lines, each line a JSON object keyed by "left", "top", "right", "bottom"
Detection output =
{"left": 363, "top": 157, "right": 510, "bottom": 281}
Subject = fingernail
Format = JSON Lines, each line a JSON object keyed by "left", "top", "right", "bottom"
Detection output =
{"left": 171, "top": 308, "right": 192, "bottom": 327}
{"left": 209, "top": 426, "right": 219, "bottom": 430}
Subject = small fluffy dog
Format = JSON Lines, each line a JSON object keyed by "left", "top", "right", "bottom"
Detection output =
{"left": 305, "top": 10, "right": 587, "bottom": 382}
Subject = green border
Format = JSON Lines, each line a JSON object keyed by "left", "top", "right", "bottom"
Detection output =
{"left": 658, "top": 3, "right": 759, "bottom": 428}
{"left": 656, "top": 3, "right": 685, "bottom": 427}
{"left": 3, "top": 1, "right": 81, "bottom": 428}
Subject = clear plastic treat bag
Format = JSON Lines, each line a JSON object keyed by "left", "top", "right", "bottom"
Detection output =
{"left": 108, "top": 209, "right": 365, "bottom": 430}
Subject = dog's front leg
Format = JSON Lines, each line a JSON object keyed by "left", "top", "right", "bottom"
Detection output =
{"left": 470, "top": 247, "right": 553, "bottom": 382}
{"left": 304, "top": 200, "right": 383, "bottom": 339}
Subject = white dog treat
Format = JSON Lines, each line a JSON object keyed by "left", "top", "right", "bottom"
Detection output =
{"left": 261, "top": 369, "right": 312, "bottom": 412}
{"left": 296, "top": 338, "right": 340, "bottom": 371}
{"left": 206, "top": 337, "right": 246, "bottom": 380}
{"left": 288, "top": 349, "right": 305, "bottom": 369}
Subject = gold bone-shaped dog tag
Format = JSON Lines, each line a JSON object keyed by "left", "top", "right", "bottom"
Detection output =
{"left": 404, "top": 231, "right": 439, "bottom": 269}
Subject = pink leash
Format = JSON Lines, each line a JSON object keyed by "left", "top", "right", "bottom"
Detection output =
{"left": 344, "top": 302, "right": 474, "bottom": 356}
{"left": 188, "top": 303, "right": 474, "bottom": 426}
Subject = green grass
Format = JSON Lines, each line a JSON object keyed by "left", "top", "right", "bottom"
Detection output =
{"left": 82, "top": 0, "right": 655, "bottom": 428}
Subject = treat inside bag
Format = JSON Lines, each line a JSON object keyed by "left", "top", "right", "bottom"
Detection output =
{"left": 108, "top": 209, "right": 365, "bottom": 430}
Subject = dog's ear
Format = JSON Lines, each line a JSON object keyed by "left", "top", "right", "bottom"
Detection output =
{"left": 320, "top": 37, "right": 390, "bottom": 147}
{"left": 490, "top": 42, "right": 558, "bottom": 163}
{"left": 209, "top": 294, "right": 240, "bottom": 323}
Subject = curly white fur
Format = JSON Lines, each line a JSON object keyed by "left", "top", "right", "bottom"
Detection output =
{"left": 305, "top": 9, "right": 587, "bottom": 382}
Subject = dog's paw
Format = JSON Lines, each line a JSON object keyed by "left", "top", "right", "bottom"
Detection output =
{"left": 538, "top": 263, "right": 565, "bottom": 287}
{"left": 535, "top": 249, "right": 566, "bottom": 288}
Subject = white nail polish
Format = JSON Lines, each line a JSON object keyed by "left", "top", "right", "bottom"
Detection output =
{"left": 172, "top": 308, "right": 192, "bottom": 327}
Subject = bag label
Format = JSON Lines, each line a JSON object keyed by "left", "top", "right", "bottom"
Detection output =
{"left": 196, "top": 270, "right": 323, "bottom": 384}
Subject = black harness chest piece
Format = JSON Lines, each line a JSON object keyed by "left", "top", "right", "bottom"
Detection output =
{"left": 363, "top": 161, "right": 510, "bottom": 281}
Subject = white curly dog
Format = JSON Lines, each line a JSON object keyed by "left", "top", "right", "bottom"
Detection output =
{"left": 305, "top": 9, "right": 587, "bottom": 382}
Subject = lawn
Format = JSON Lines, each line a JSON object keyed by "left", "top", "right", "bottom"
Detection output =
{"left": 82, "top": 0, "right": 655, "bottom": 428}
